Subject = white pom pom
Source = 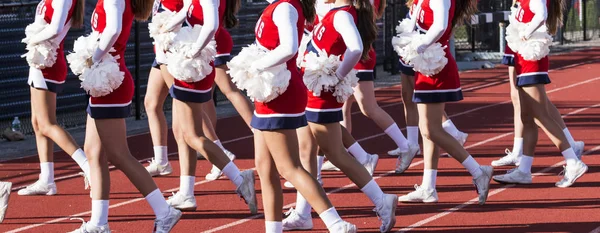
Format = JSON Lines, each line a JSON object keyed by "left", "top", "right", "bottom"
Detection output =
{"left": 296, "top": 33, "right": 311, "bottom": 68}
{"left": 333, "top": 69, "right": 358, "bottom": 103}
{"left": 391, "top": 18, "right": 418, "bottom": 57}
{"left": 166, "top": 25, "right": 217, "bottom": 82}
{"left": 505, "top": 21, "right": 552, "bottom": 61}
{"left": 395, "top": 18, "right": 414, "bottom": 34}
{"left": 148, "top": 11, "right": 180, "bottom": 50}
{"left": 227, "top": 44, "right": 291, "bottom": 103}
{"left": 302, "top": 50, "right": 341, "bottom": 97}
{"left": 21, "top": 20, "right": 59, "bottom": 69}
{"left": 66, "top": 32, "right": 124, "bottom": 97}
{"left": 400, "top": 34, "right": 448, "bottom": 77}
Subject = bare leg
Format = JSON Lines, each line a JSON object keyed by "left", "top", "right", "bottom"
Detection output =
{"left": 341, "top": 96, "right": 355, "bottom": 132}
{"left": 212, "top": 64, "right": 254, "bottom": 127}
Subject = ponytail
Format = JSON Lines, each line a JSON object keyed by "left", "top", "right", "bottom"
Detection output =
{"left": 452, "top": 0, "right": 478, "bottom": 28}
{"left": 71, "top": 0, "right": 84, "bottom": 28}
{"left": 131, "top": 0, "right": 153, "bottom": 21}
{"left": 354, "top": 0, "right": 378, "bottom": 60}
{"left": 224, "top": 0, "right": 241, "bottom": 28}
{"left": 300, "top": 0, "right": 316, "bottom": 24}
{"left": 547, "top": 0, "right": 565, "bottom": 34}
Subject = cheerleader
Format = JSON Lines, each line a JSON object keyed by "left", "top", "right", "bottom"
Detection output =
{"left": 69, "top": 0, "right": 181, "bottom": 231}
{"left": 284, "top": 1, "right": 398, "bottom": 232}
{"left": 143, "top": 0, "right": 238, "bottom": 182}
{"left": 491, "top": 0, "right": 584, "bottom": 167}
{"left": 155, "top": 0, "right": 258, "bottom": 213}
{"left": 245, "top": 0, "right": 356, "bottom": 231}
{"left": 492, "top": 0, "right": 587, "bottom": 187}
{"left": 18, "top": 0, "right": 90, "bottom": 196}
{"left": 0, "top": 181, "right": 11, "bottom": 223}
{"left": 397, "top": 0, "right": 492, "bottom": 204}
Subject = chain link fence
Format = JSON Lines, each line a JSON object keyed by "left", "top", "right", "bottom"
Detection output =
{"left": 1, "top": 0, "right": 599, "bottom": 135}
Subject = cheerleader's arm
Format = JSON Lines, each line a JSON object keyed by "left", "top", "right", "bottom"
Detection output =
{"left": 162, "top": 0, "right": 192, "bottom": 32}
{"left": 92, "top": 0, "right": 124, "bottom": 63}
{"left": 522, "top": 0, "right": 547, "bottom": 39}
{"left": 417, "top": 0, "right": 449, "bottom": 53}
{"left": 333, "top": 10, "right": 362, "bottom": 79}
{"left": 192, "top": 0, "right": 219, "bottom": 54}
{"left": 28, "top": 0, "right": 72, "bottom": 44}
{"left": 251, "top": 2, "right": 298, "bottom": 70}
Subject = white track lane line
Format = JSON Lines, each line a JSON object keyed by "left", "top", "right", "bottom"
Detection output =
{"left": 6, "top": 67, "right": 600, "bottom": 232}
{"left": 590, "top": 226, "right": 600, "bottom": 233}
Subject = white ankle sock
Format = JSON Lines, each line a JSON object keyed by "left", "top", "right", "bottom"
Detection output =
{"left": 265, "top": 221, "right": 283, "bottom": 233}
{"left": 40, "top": 162, "right": 54, "bottom": 184}
{"left": 407, "top": 126, "right": 419, "bottom": 145}
{"left": 154, "top": 146, "right": 168, "bottom": 166}
{"left": 562, "top": 148, "right": 579, "bottom": 167}
{"left": 518, "top": 155, "right": 534, "bottom": 173}
{"left": 360, "top": 179, "right": 384, "bottom": 207}
{"left": 180, "top": 176, "right": 195, "bottom": 196}
{"left": 562, "top": 128, "right": 577, "bottom": 148}
{"left": 223, "top": 162, "right": 243, "bottom": 187}
{"left": 421, "top": 169, "right": 437, "bottom": 190}
{"left": 511, "top": 138, "right": 523, "bottom": 157}
{"left": 71, "top": 149, "right": 90, "bottom": 175}
{"left": 295, "top": 192, "right": 312, "bottom": 218}
{"left": 461, "top": 156, "right": 482, "bottom": 178}
{"left": 316, "top": 156, "right": 324, "bottom": 181}
{"left": 442, "top": 119, "right": 459, "bottom": 137}
{"left": 145, "top": 189, "right": 170, "bottom": 219}
{"left": 347, "top": 142, "right": 368, "bottom": 164}
{"left": 90, "top": 200, "right": 109, "bottom": 227}
{"left": 384, "top": 123, "right": 409, "bottom": 151}
{"left": 319, "top": 207, "right": 342, "bottom": 229}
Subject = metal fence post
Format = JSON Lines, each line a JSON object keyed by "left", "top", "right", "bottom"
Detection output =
{"left": 499, "top": 22, "right": 506, "bottom": 53}
{"left": 134, "top": 21, "right": 141, "bottom": 120}
{"left": 583, "top": 0, "right": 588, "bottom": 41}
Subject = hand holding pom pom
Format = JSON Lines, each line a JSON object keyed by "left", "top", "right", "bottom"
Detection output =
{"left": 166, "top": 25, "right": 217, "bottom": 82}
{"left": 148, "top": 11, "right": 181, "bottom": 50}
{"left": 399, "top": 35, "right": 448, "bottom": 77}
{"left": 21, "top": 20, "right": 59, "bottom": 69}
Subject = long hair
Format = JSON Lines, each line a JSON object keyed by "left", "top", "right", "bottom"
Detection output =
{"left": 375, "top": 0, "right": 386, "bottom": 19}
{"left": 300, "top": 0, "right": 316, "bottom": 23}
{"left": 71, "top": 0, "right": 84, "bottom": 28}
{"left": 224, "top": 0, "right": 241, "bottom": 28}
{"left": 406, "top": 0, "right": 414, "bottom": 8}
{"left": 131, "top": 0, "right": 153, "bottom": 21}
{"left": 547, "top": 0, "right": 565, "bottom": 34}
{"left": 452, "top": 0, "right": 478, "bottom": 27}
{"left": 354, "top": 0, "right": 378, "bottom": 60}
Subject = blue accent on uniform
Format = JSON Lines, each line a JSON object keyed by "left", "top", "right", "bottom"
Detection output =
{"left": 251, "top": 114, "right": 308, "bottom": 131}
{"left": 398, "top": 61, "right": 415, "bottom": 76}
{"left": 357, "top": 71, "right": 374, "bottom": 82}
{"left": 306, "top": 41, "right": 319, "bottom": 55}
{"left": 517, "top": 74, "right": 551, "bottom": 87}
{"left": 87, "top": 104, "right": 131, "bottom": 119}
{"left": 152, "top": 59, "right": 161, "bottom": 69}
{"left": 214, "top": 55, "right": 231, "bottom": 67}
{"left": 502, "top": 55, "right": 515, "bottom": 66}
{"left": 169, "top": 86, "right": 212, "bottom": 103}
{"left": 305, "top": 109, "right": 343, "bottom": 124}
{"left": 30, "top": 81, "right": 63, "bottom": 93}
{"left": 413, "top": 90, "right": 464, "bottom": 103}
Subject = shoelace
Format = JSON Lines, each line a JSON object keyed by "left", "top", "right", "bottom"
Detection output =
{"left": 79, "top": 172, "right": 90, "bottom": 190}
{"left": 284, "top": 208, "right": 295, "bottom": 217}
{"left": 557, "top": 165, "right": 568, "bottom": 180}
{"left": 504, "top": 148, "right": 513, "bottom": 156}
{"left": 69, "top": 218, "right": 87, "bottom": 232}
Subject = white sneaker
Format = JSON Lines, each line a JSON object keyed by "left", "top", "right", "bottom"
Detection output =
{"left": 493, "top": 168, "right": 532, "bottom": 184}
{"left": 166, "top": 192, "right": 197, "bottom": 211}
{"left": 17, "top": 180, "right": 57, "bottom": 196}
{"left": 387, "top": 147, "right": 404, "bottom": 157}
{"left": 236, "top": 170, "right": 258, "bottom": 214}
{"left": 321, "top": 160, "right": 341, "bottom": 171}
{"left": 328, "top": 221, "right": 357, "bottom": 233}
{"left": 572, "top": 141, "right": 585, "bottom": 159}
{"left": 491, "top": 149, "right": 521, "bottom": 167}
{"left": 68, "top": 219, "right": 111, "bottom": 233}
{"left": 145, "top": 159, "right": 173, "bottom": 177}
{"left": 153, "top": 207, "right": 182, "bottom": 233}
{"left": 0, "top": 181, "right": 12, "bottom": 223}
{"left": 205, "top": 149, "right": 236, "bottom": 181}
{"left": 398, "top": 184, "right": 438, "bottom": 203}
{"left": 473, "top": 166, "right": 493, "bottom": 205}
{"left": 455, "top": 131, "right": 469, "bottom": 146}
{"left": 374, "top": 194, "right": 397, "bottom": 232}
{"left": 555, "top": 160, "right": 588, "bottom": 188}
{"left": 394, "top": 144, "right": 420, "bottom": 174}
{"left": 282, "top": 208, "right": 313, "bottom": 231}
{"left": 362, "top": 154, "right": 379, "bottom": 176}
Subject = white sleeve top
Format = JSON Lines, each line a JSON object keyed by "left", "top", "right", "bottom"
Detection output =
{"left": 332, "top": 10, "right": 362, "bottom": 78}
{"left": 92, "top": 0, "right": 124, "bottom": 62}
{"left": 419, "top": 0, "right": 450, "bottom": 48}
{"left": 522, "top": 0, "right": 547, "bottom": 38}
{"left": 29, "top": 0, "right": 72, "bottom": 45}
{"left": 163, "top": 0, "right": 219, "bottom": 50}
{"left": 252, "top": 2, "right": 298, "bottom": 70}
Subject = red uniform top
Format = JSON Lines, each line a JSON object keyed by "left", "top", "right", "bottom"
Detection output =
{"left": 515, "top": 0, "right": 550, "bottom": 23}
{"left": 160, "top": 0, "right": 184, "bottom": 12}
{"left": 306, "top": 6, "right": 357, "bottom": 110}
{"left": 253, "top": 0, "right": 307, "bottom": 115}
{"left": 416, "top": 0, "right": 454, "bottom": 47}
{"left": 37, "top": 0, "right": 76, "bottom": 25}
{"left": 186, "top": 0, "right": 225, "bottom": 27}
{"left": 514, "top": 0, "right": 550, "bottom": 75}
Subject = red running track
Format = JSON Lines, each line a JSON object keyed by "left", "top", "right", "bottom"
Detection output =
{"left": 1, "top": 49, "right": 600, "bottom": 233}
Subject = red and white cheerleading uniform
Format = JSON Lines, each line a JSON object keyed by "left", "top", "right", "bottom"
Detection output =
{"left": 411, "top": 0, "right": 463, "bottom": 103}
{"left": 152, "top": 0, "right": 184, "bottom": 68}
{"left": 168, "top": 0, "right": 219, "bottom": 103}
{"left": 303, "top": 5, "right": 362, "bottom": 123}
{"left": 87, "top": 0, "right": 135, "bottom": 119}
{"left": 502, "top": 44, "right": 516, "bottom": 66}
{"left": 353, "top": 0, "right": 381, "bottom": 82}
{"left": 250, "top": 0, "right": 308, "bottom": 130}
{"left": 186, "top": 0, "right": 233, "bottom": 66}
{"left": 513, "top": 0, "right": 551, "bottom": 87}
{"left": 28, "top": 0, "right": 76, "bottom": 93}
